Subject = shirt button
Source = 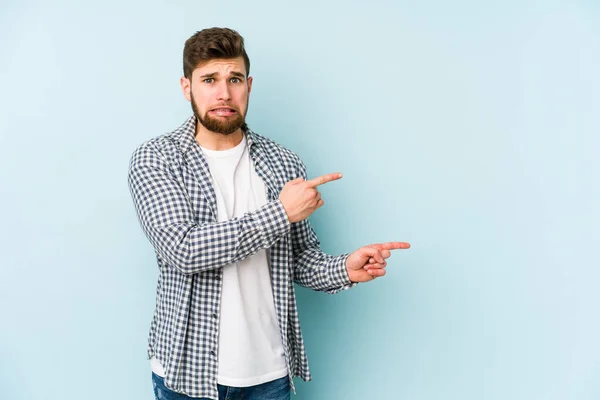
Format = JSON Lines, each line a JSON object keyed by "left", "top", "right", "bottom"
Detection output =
{"left": 215, "top": 275, "right": 221, "bottom": 281}
{"left": 212, "top": 313, "right": 218, "bottom": 319}
{"left": 210, "top": 350, "right": 216, "bottom": 356}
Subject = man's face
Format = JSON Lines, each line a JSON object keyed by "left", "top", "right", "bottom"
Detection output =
{"left": 181, "top": 57, "right": 252, "bottom": 135}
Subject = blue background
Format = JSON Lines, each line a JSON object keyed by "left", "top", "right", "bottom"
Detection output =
{"left": 1, "top": 0, "right": 599, "bottom": 399}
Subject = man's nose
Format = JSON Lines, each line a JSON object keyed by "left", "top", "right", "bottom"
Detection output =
{"left": 216, "top": 81, "right": 231, "bottom": 101}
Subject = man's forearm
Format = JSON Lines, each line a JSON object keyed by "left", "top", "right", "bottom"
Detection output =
{"left": 293, "top": 246, "right": 355, "bottom": 294}
{"left": 147, "top": 200, "right": 290, "bottom": 275}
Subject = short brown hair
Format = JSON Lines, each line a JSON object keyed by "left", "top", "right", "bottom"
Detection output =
{"left": 183, "top": 27, "right": 250, "bottom": 79}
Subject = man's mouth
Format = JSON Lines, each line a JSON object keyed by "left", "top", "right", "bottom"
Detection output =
{"left": 209, "top": 107, "right": 238, "bottom": 117}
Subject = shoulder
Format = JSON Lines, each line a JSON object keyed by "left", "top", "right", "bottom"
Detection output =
{"left": 129, "top": 119, "right": 191, "bottom": 170}
{"left": 129, "top": 135, "right": 172, "bottom": 172}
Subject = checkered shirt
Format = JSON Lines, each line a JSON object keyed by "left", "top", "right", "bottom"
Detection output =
{"left": 127, "top": 116, "right": 356, "bottom": 399}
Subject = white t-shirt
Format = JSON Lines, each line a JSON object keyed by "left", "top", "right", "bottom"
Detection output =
{"left": 150, "top": 134, "right": 287, "bottom": 387}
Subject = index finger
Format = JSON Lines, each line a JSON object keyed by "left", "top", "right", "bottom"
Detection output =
{"left": 305, "top": 172, "right": 343, "bottom": 187}
{"left": 367, "top": 242, "right": 411, "bottom": 251}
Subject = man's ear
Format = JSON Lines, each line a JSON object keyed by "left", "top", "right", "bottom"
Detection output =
{"left": 180, "top": 76, "right": 192, "bottom": 102}
{"left": 247, "top": 76, "right": 253, "bottom": 95}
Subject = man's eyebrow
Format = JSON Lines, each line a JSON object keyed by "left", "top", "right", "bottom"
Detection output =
{"left": 198, "top": 71, "right": 246, "bottom": 79}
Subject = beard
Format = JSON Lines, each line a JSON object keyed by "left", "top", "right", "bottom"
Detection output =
{"left": 191, "top": 92, "right": 249, "bottom": 135}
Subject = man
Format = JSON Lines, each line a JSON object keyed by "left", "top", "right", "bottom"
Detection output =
{"left": 128, "top": 27, "right": 410, "bottom": 400}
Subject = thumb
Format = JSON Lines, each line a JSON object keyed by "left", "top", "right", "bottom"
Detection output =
{"left": 360, "top": 246, "right": 384, "bottom": 264}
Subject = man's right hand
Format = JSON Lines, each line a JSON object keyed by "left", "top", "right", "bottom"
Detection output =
{"left": 279, "top": 172, "right": 343, "bottom": 223}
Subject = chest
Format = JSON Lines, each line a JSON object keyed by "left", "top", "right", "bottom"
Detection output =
{"left": 175, "top": 149, "right": 288, "bottom": 224}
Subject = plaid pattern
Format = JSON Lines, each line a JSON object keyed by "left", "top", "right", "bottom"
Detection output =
{"left": 128, "top": 116, "right": 356, "bottom": 399}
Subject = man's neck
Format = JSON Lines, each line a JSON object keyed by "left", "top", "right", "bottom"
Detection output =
{"left": 195, "top": 121, "right": 244, "bottom": 151}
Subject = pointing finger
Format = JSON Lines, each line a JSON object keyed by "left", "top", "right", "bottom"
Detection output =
{"left": 367, "top": 242, "right": 411, "bottom": 251}
{"left": 305, "top": 173, "right": 343, "bottom": 188}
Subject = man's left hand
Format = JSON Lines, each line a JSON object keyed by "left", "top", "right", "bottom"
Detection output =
{"left": 345, "top": 242, "right": 411, "bottom": 283}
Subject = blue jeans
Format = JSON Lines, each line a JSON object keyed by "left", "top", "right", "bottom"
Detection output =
{"left": 152, "top": 372, "right": 291, "bottom": 400}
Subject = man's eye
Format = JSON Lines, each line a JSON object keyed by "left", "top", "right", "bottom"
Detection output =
{"left": 203, "top": 78, "right": 214, "bottom": 84}
{"left": 230, "top": 78, "right": 241, "bottom": 83}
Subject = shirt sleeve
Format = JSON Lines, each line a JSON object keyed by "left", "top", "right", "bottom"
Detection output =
{"left": 290, "top": 158, "right": 358, "bottom": 294}
{"left": 127, "top": 142, "right": 291, "bottom": 275}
